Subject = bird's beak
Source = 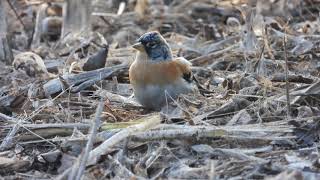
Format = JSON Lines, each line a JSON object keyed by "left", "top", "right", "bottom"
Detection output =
{"left": 132, "top": 42, "right": 144, "bottom": 51}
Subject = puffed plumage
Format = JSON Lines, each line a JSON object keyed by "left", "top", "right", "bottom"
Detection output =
{"left": 129, "top": 31, "right": 196, "bottom": 110}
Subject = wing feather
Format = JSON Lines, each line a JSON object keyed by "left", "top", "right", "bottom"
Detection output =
{"left": 173, "top": 57, "right": 193, "bottom": 83}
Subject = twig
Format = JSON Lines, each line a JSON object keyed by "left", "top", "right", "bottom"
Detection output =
{"left": 263, "top": 25, "right": 275, "bottom": 60}
{"left": 253, "top": 43, "right": 265, "bottom": 75}
{"left": 0, "top": 112, "right": 14, "bottom": 121}
{"left": 5, "top": 123, "right": 91, "bottom": 142}
{"left": 130, "top": 124, "right": 293, "bottom": 142}
{"left": 87, "top": 113, "right": 161, "bottom": 166}
{"left": 131, "top": 127, "right": 225, "bottom": 142}
{"left": 5, "top": 0, "right": 27, "bottom": 32}
{"left": 0, "top": 87, "right": 75, "bottom": 150}
{"left": 190, "top": 43, "right": 239, "bottom": 65}
{"left": 43, "top": 63, "right": 128, "bottom": 96}
{"left": 4, "top": 123, "right": 91, "bottom": 130}
{"left": 108, "top": 155, "right": 140, "bottom": 179}
{"left": 0, "top": 123, "right": 20, "bottom": 151}
{"left": 283, "top": 27, "right": 291, "bottom": 119}
{"left": 6, "top": 86, "right": 76, "bottom": 149}
{"left": 68, "top": 99, "right": 104, "bottom": 180}
{"left": 56, "top": 113, "right": 161, "bottom": 179}
{"left": 96, "top": 89, "right": 142, "bottom": 108}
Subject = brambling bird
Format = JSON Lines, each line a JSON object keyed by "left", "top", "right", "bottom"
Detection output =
{"left": 129, "top": 31, "right": 197, "bottom": 110}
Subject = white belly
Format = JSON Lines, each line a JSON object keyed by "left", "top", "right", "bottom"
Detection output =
{"left": 133, "top": 80, "right": 195, "bottom": 110}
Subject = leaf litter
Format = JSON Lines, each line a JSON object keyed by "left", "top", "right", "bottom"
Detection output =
{"left": 1, "top": 0, "right": 320, "bottom": 179}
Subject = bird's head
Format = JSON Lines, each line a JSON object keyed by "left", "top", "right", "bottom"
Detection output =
{"left": 132, "top": 31, "right": 172, "bottom": 61}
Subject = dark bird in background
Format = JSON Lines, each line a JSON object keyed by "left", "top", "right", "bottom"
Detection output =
{"left": 129, "top": 31, "right": 197, "bottom": 110}
{"left": 41, "top": 17, "right": 62, "bottom": 41}
{"left": 82, "top": 45, "right": 109, "bottom": 71}
{"left": 41, "top": 3, "right": 63, "bottom": 41}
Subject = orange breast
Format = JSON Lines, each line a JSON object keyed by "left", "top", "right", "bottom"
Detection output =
{"left": 129, "top": 59, "right": 190, "bottom": 86}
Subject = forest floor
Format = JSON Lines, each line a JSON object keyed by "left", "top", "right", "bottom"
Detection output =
{"left": 1, "top": 0, "right": 320, "bottom": 179}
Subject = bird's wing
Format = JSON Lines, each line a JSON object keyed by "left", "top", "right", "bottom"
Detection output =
{"left": 173, "top": 57, "right": 193, "bottom": 83}
{"left": 174, "top": 57, "right": 192, "bottom": 66}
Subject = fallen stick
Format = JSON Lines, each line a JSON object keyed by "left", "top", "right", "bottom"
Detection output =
{"left": 87, "top": 113, "right": 161, "bottom": 165}
{"left": 130, "top": 124, "right": 293, "bottom": 142}
{"left": 2, "top": 123, "right": 91, "bottom": 142}
{"left": 131, "top": 127, "right": 226, "bottom": 141}
{"left": 56, "top": 113, "right": 161, "bottom": 179}
{"left": 69, "top": 99, "right": 104, "bottom": 180}
{"left": 43, "top": 63, "right": 128, "bottom": 96}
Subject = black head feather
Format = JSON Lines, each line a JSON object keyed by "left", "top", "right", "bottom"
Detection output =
{"left": 138, "top": 32, "right": 173, "bottom": 61}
